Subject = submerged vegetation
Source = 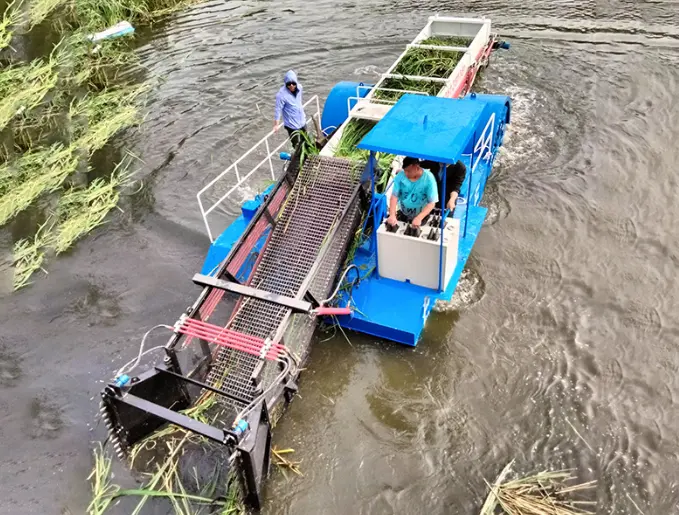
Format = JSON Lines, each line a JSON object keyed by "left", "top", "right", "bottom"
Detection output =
{"left": 0, "top": 0, "right": 205, "bottom": 290}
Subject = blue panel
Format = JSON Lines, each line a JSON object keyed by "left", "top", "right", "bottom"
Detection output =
{"left": 466, "top": 93, "right": 511, "bottom": 124}
{"left": 334, "top": 205, "right": 487, "bottom": 346}
{"left": 200, "top": 184, "right": 275, "bottom": 276}
{"left": 202, "top": 216, "right": 247, "bottom": 275}
{"left": 321, "top": 81, "right": 373, "bottom": 136}
{"left": 357, "top": 94, "right": 491, "bottom": 164}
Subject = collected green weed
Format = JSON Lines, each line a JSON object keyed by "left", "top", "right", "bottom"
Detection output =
{"left": 373, "top": 77, "right": 442, "bottom": 102}
{"left": 393, "top": 47, "right": 463, "bottom": 78}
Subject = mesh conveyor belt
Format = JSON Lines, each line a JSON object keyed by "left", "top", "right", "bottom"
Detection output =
{"left": 206, "top": 156, "right": 362, "bottom": 405}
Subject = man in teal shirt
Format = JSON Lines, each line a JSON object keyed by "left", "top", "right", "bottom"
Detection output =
{"left": 387, "top": 157, "right": 439, "bottom": 228}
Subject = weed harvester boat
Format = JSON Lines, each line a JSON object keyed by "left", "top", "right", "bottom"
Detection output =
{"left": 100, "top": 15, "right": 511, "bottom": 510}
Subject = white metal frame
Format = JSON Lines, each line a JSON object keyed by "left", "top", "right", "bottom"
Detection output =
{"left": 347, "top": 84, "right": 427, "bottom": 111}
{"left": 321, "top": 15, "right": 493, "bottom": 158}
{"left": 197, "top": 95, "right": 321, "bottom": 242}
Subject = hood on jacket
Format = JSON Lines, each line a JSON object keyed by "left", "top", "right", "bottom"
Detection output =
{"left": 284, "top": 70, "right": 298, "bottom": 85}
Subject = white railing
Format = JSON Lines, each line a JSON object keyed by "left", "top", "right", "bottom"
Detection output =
{"left": 348, "top": 84, "right": 429, "bottom": 112}
{"left": 197, "top": 95, "right": 321, "bottom": 242}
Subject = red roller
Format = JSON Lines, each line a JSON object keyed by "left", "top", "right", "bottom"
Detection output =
{"left": 314, "top": 306, "right": 353, "bottom": 316}
{"left": 177, "top": 318, "right": 286, "bottom": 361}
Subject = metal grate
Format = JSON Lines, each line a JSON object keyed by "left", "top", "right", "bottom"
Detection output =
{"left": 206, "top": 156, "right": 362, "bottom": 407}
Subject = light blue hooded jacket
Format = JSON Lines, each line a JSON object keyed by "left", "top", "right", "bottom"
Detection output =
{"left": 274, "top": 70, "right": 305, "bottom": 130}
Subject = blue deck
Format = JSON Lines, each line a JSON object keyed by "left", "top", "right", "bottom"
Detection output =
{"left": 334, "top": 205, "right": 487, "bottom": 345}
{"left": 334, "top": 93, "right": 509, "bottom": 346}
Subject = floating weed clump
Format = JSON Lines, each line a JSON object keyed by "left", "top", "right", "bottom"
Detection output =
{"left": 12, "top": 89, "right": 72, "bottom": 151}
{"left": 88, "top": 392, "right": 246, "bottom": 515}
{"left": 87, "top": 434, "right": 236, "bottom": 515}
{"left": 87, "top": 443, "right": 120, "bottom": 515}
{"left": 73, "top": 39, "right": 143, "bottom": 90}
{"left": 1, "top": 0, "right": 205, "bottom": 288}
{"left": 480, "top": 462, "right": 597, "bottom": 515}
{"left": 52, "top": 169, "right": 129, "bottom": 253}
{"left": 0, "top": 143, "right": 78, "bottom": 225}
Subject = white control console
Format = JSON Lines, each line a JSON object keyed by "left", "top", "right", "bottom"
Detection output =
{"left": 377, "top": 214, "right": 460, "bottom": 290}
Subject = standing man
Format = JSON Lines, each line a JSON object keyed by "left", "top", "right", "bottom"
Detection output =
{"left": 274, "top": 70, "right": 307, "bottom": 149}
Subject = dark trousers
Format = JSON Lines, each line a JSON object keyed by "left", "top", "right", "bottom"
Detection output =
{"left": 396, "top": 211, "right": 430, "bottom": 225}
{"left": 285, "top": 125, "right": 307, "bottom": 150}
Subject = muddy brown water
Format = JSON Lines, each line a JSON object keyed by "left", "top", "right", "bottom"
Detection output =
{"left": 1, "top": 0, "right": 679, "bottom": 514}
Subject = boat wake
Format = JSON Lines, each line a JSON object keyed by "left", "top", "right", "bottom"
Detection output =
{"left": 434, "top": 267, "right": 486, "bottom": 312}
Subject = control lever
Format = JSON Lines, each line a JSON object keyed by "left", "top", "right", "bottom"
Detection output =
{"left": 404, "top": 224, "right": 421, "bottom": 238}
{"left": 385, "top": 221, "right": 398, "bottom": 233}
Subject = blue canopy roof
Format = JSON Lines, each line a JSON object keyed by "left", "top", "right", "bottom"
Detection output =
{"left": 357, "top": 94, "right": 489, "bottom": 164}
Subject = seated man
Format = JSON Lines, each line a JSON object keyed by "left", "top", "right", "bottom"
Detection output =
{"left": 419, "top": 159, "right": 467, "bottom": 211}
{"left": 386, "top": 156, "right": 439, "bottom": 228}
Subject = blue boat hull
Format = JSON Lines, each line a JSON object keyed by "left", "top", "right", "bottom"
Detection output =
{"left": 201, "top": 92, "right": 510, "bottom": 347}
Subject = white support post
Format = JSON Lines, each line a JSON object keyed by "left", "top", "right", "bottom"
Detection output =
{"left": 265, "top": 137, "right": 274, "bottom": 180}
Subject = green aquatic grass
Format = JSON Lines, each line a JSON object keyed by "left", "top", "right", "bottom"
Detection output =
{"left": 374, "top": 36, "right": 473, "bottom": 101}
{"left": 73, "top": 38, "right": 142, "bottom": 90}
{"left": 88, "top": 433, "right": 235, "bottom": 515}
{"left": 0, "top": 144, "right": 79, "bottom": 226}
{"left": 0, "top": 56, "right": 61, "bottom": 134}
{"left": 87, "top": 443, "right": 120, "bottom": 515}
{"left": 12, "top": 89, "right": 72, "bottom": 151}
{"left": 72, "top": 0, "right": 206, "bottom": 30}
{"left": 334, "top": 118, "right": 374, "bottom": 161}
{"left": 63, "top": 85, "right": 146, "bottom": 158}
{"left": 95, "top": 391, "right": 245, "bottom": 515}
{"left": 0, "top": 0, "right": 23, "bottom": 50}
{"left": 52, "top": 169, "right": 129, "bottom": 254}
{"left": 12, "top": 220, "right": 52, "bottom": 289}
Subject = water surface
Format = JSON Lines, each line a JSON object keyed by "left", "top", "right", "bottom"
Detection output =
{"left": 1, "top": 0, "right": 678, "bottom": 513}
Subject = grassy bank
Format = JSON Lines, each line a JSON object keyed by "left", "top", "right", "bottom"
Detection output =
{"left": 0, "top": 0, "right": 202, "bottom": 289}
